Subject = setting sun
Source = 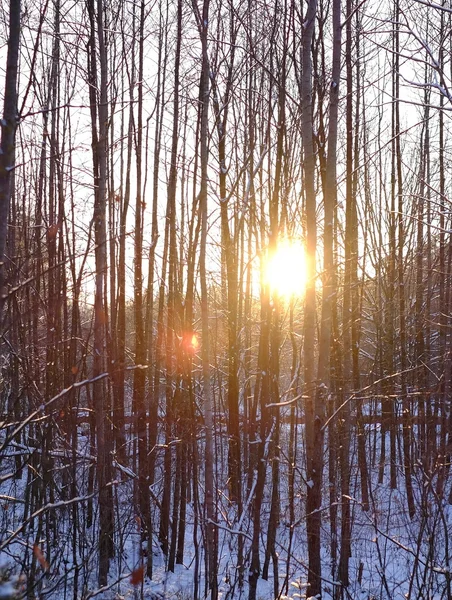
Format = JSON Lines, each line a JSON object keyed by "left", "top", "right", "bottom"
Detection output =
{"left": 263, "top": 240, "right": 308, "bottom": 299}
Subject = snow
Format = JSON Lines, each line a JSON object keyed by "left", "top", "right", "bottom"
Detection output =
{"left": 0, "top": 582, "right": 16, "bottom": 599}
{"left": 1, "top": 375, "right": 452, "bottom": 600}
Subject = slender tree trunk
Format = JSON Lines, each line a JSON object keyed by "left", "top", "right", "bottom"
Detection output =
{"left": 192, "top": 0, "right": 217, "bottom": 595}
{"left": 0, "top": 0, "right": 20, "bottom": 321}
{"left": 301, "top": 0, "right": 321, "bottom": 594}
{"left": 318, "top": 0, "right": 341, "bottom": 586}
{"left": 352, "top": 20, "right": 370, "bottom": 513}
{"left": 437, "top": 14, "right": 447, "bottom": 495}
{"left": 88, "top": 0, "right": 114, "bottom": 584}
{"left": 210, "top": 15, "right": 241, "bottom": 507}
{"left": 262, "top": 13, "right": 286, "bottom": 590}
{"left": 147, "top": 0, "right": 168, "bottom": 487}
{"left": 338, "top": 0, "right": 354, "bottom": 584}
{"left": 388, "top": 6, "right": 398, "bottom": 491}
{"left": 166, "top": 0, "right": 183, "bottom": 571}
{"left": 132, "top": 0, "right": 151, "bottom": 574}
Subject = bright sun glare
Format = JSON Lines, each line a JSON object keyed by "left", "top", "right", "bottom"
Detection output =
{"left": 263, "top": 240, "right": 308, "bottom": 300}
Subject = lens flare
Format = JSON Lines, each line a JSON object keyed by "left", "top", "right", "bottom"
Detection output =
{"left": 190, "top": 334, "right": 199, "bottom": 350}
{"left": 182, "top": 331, "right": 199, "bottom": 354}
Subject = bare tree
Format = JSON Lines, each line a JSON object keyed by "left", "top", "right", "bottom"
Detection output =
{"left": 300, "top": 0, "right": 322, "bottom": 594}
{"left": 0, "top": 0, "right": 20, "bottom": 321}
{"left": 87, "top": 0, "right": 114, "bottom": 583}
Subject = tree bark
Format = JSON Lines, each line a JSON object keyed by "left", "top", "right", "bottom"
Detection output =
{"left": 0, "top": 0, "right": 20, "bottom": 320}
{"left": 301, "top": 0, "right": 321, "bottom": 595}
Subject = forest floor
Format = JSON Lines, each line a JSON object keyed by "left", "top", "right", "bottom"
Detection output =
{"left": 1, "top": 428, "right": 451, "bottom": 599}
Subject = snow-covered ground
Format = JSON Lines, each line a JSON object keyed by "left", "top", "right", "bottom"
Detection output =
{"left": 1, "top": 420, "right": 452, "bottom": 599}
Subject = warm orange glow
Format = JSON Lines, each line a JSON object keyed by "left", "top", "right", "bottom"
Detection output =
{"left": 263, "top": 240, "right": 307, "bottom": 299}
{"left": 182, "top": 331, "right": 199, "bottom": 354}
{"left": 191, "top": 334, "right": 199, "bottom": 350}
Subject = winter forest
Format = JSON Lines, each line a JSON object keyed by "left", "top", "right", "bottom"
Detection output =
{"left": 2, "top": 0, "right": 452, "bottom": 598}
